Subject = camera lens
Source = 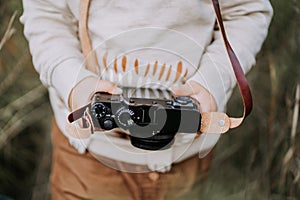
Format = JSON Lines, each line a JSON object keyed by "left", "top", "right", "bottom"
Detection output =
{"left": 129, "top": 133, "right": 175, "bottom": 150}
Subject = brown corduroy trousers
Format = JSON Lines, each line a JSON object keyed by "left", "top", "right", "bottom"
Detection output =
{"left": 50, "top": 120, "right": 213, "bottom": 200}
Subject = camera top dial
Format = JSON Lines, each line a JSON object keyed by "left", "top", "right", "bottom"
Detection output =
{"left": 115, "top": 107, "right": 135, "bottom": 129}
{"left": 90, "top": 102, "right": 107, "bottom": 119}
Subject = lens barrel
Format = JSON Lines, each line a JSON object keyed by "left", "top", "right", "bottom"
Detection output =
{"left": 129, "top": 132, "right": 175, "bottom": 150}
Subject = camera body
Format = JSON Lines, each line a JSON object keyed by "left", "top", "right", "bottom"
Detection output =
{"left": 90, "top": 88, "right": 201, "bottom": 150}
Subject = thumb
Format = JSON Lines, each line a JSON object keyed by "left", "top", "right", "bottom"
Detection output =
{"left": 171, "top": 82, "right": 197, "bottom": 96}
{"left": 69, "top": 77, "right": 122, "bottom": 111}
{"left": 94, "top": 79, "right": 122, "bottom": 95}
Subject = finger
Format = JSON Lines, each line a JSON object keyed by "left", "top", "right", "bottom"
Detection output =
{"left": 94, "top": 79, "right": 123, "bottom": 95}
{"left": 191, "top": 93, "right": 217, "bottom": 113}
{"left": 171, "top": 80, "right": 205, "bottom": 96}
{"left": 170, "top": 83, "right": 194, "bottom": 96}
{"left": 70, "top": 77, "right": 122, "bottom": 110}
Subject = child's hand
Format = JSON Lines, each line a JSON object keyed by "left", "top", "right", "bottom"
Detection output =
{"left": 171, "top": 80, "right": 217, "bottom": 113}
{"left": 171, "top": 80, "right": 217, "bottom": 137}
{"left": 68, "top": 76, "right": 122, "bottom": 111}
{"left": 66, "top": 77, "right": 122, "bottom": 154}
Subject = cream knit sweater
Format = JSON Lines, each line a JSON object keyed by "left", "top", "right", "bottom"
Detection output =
{"left": 21, "top": 0, "right": 272, "bottom": 162}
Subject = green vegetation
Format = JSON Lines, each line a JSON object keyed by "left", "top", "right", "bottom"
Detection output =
{"left": 0, "top": 0, "right": 299, "bottom": 199}
{"left": 0, "top": 2, "right": 51, "bottom": 200}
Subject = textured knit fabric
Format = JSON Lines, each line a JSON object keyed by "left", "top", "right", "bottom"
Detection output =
{"left": 21, "top": 0, "right": 272, "bottom": 161}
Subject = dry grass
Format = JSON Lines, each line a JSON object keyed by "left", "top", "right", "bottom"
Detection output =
{"left": 0, "top": 4, "right": 52, "bottom": 200}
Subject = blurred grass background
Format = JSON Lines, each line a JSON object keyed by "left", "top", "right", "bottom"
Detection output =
{"left": 0, "top": 0, "right": 299, "bottom": 199}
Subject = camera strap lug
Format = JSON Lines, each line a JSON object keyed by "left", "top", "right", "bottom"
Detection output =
{"left": 66, "top": 105, "right": 93, "bottom": 139}
{"left": 200, "top": 112, "right": 230, "bottom": 134}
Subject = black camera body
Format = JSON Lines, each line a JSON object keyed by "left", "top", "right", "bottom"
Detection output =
{"left": 90, "top": 88, "right": 201, "bottom": 150}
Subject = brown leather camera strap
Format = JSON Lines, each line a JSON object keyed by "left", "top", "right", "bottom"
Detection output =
{"left": 73, "top": 0, "right": 253, "bottom": 134}
{"left": 79, "top": 0, "right": 101, "bottom": 74}
{"left": 211, "top": 0, "right": 253, "bottom": 128}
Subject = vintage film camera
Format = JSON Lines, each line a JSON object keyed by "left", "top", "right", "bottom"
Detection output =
{"left": 90, "top": 88, "right": 201, "bottom": 150}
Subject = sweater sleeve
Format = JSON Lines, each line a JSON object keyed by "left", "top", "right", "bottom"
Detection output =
{"left": 188, "top": 0, "right": 273, "bottom": 111}
{"left": 20, "top": 0, "right": 96, "bottom": 107}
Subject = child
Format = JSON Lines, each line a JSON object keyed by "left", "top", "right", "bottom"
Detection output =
{"left": 21, "top": 0, "right": 273, "bottom": 199}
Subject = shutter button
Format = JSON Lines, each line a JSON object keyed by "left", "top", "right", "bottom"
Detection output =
{"left": 175, "top": 96, "right": 192, "bottom": 105}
